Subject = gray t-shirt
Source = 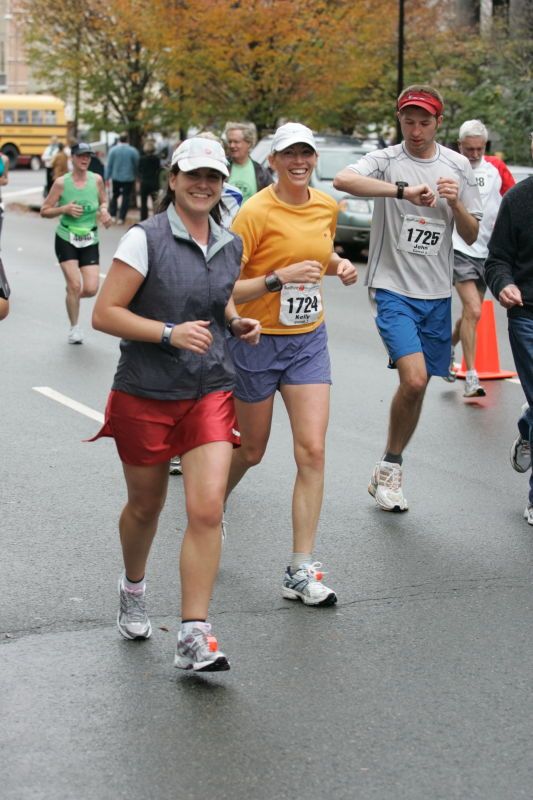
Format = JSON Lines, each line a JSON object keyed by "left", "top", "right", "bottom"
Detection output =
{"left": 348, "top": 143, "right": 483, "bottom": 299}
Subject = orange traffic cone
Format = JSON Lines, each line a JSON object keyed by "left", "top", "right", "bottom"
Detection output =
{"left": 455, "top": 299, "right": 516, "bottom": 379}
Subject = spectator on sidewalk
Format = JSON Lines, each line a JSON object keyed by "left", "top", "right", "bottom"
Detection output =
{"left": 105, "top": 132, "right": 140, "bottom": 225}
{"left": 138, "top": 139, "right": 161, "bottom": 220}
{"left": 51, "top": 142, "right": 69, "bottom": 182}
{"left": 42, "top": 136, "right": 59, "bottom": 195}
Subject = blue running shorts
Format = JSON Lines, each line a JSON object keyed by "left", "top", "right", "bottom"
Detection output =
{"left": 373, "top": 289, "right": 451, "bottom": 377}
{"left": 227, "top": 323, "right": 332, "bottom": 403}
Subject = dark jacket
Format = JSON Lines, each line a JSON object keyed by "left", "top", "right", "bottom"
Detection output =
{"left": 112, "top": 207, "right": 242, "bottom": 399}
{"left": 138, "top": 154, "right": 161, "bottom": 191}
{"left": 485, "top": 177, "right": 533, "bottom": 320}
{"left": 228, "top": 157, "right": 273, "bottom": 192}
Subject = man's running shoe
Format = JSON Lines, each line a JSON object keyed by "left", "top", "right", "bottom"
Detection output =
{"left": 169, "top": 455, "right": 183, "bottom": 475}
{"left": 174, "top": 623, "right": 230, "bottom": 672}
{"left": 442, "top": 347, "right": 457, "bottom": 382}
{"left": 68, "top": 325, "right": 84, "bottom": 345}
{"left": 282, "top": 562, "right": 337, "bottom": 606}
{"left": 524, "top": 504, "right": 533, "bottom": 526}
{"left": 464, "top": 373, "right": 486, "bottom": 398}
{"left": 368, "top": 460, "right": 408, "bottom": 512}
{"left": 117, "top": 574, "right": 152, "bottom": 640}
{"left": 510, "top": 436, "right": 531, "bottom": 473}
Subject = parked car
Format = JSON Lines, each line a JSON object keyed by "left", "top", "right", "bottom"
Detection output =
{"left": 251, "top": 135, "right": 375, "bottom": 258}
{"left": 509, "top": 164, "right": 533, "bottom": 183}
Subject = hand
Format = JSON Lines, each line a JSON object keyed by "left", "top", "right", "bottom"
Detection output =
{"left": 405, "top": 184, "right": 437, "bottom": 207}
{"left": 336, "top": 258, "right": 357, "bottom": 285}
{"left": 170, "top": 320, "right": 212, "bottom": 353}
{"left": 499, "top": 284, "right": 523, "bottom": 309}
{"left": 66, "top": 202, "right": 83, "bottom": 217}
{"left": 100, "top": 210, "right": 113, "bottom": 228}
{"left": 232, "top": 317, "right": 261, "bottom": 345}
{"left": 436, "top": 177, "right": 459, "bottom": 207}
{"left": 278, "top": 260, "right": 322, "bottom": 284}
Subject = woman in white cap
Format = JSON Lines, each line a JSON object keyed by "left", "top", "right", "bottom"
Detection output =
{"left": 90, "top": 137, "right": 260, "bottom": 672}
{"left": 41, "top": 141, "right": 112, "bottom": 344}
{"left": 226, "top": 122, "right": 357, "bottom": 606}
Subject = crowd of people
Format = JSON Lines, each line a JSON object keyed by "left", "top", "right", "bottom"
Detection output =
{"left": 1, "top": 84, "right": 531, "bottom": 673}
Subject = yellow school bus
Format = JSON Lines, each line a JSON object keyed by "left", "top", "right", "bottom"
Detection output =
{"left": 0, "top": 94, "right": 68, "bottom": 169}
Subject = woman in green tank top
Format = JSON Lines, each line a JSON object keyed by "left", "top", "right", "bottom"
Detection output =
{"left": 40, "top": 141, "right": 112, "bottom": 344}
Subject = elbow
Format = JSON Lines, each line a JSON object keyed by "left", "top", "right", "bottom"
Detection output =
{"left": 333, "top": 173, "right": 347, "bottom": 191}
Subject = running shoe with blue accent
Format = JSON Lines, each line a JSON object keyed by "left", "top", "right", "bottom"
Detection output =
{"left": 282, "top": 561, "right": 337, "bottom": 606}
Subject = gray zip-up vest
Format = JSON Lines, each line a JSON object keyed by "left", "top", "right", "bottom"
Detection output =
{"left": 112, "top": 208, "right": 242, "bottom": 400}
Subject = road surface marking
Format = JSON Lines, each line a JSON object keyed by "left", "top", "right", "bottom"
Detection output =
{"left": 33, "top": 386, "right": 104, "bottom": 423}
{"left": 3, "top": 187, "right": 43, "bottom": 200}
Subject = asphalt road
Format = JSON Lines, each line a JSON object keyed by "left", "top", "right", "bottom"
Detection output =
{"left": 1, "top": 184, "right": 532, "bottom": 800}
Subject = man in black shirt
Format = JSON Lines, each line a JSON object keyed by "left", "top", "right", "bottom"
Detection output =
{"left": 485, "top": 176, "right": 533, "bottom": 525}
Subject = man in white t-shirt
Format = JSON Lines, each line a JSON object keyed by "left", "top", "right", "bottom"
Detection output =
{"left": 445, "top": 119, "right": 502, "bottom": 397}
{"left": 334, "top": 84, "right": 482, "bottom": 512}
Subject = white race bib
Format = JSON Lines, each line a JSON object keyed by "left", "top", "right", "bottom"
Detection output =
{"left": 279, "top": 282, "right": 322, "bottom": 326}
{"left": 397, "top": 214, "right": 446, "bottom": 256}
{"left": 69, "top": 230, "right": 96, "bottom": 248}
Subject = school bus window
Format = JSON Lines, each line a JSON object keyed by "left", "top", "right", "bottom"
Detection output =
{"left": 17, "top": 110, "right": 29, "bottom": 124}
{"left": 4, "top": 110, "right": 14, "bottom": 123}
{"left": 31, "top": 110, "right": 43, "bottom": 124}
{"left": 44, "top": 110, "right": 57, "bottom": 124}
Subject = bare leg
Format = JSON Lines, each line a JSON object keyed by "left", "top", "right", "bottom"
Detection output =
{"left": 120, "top": 462, "right": 169, "bottom": 581}
{"left": 59, "top": 262, "right": 100, "bottom": 325}
{"left": 180, "top": 441, "right": 233, "bottom": 620}
{"left": 386, "top": 352, "right": 429, "bottom": 455}
{"left": 280, "top": 383, "right": 330, "bottom": 554}
{"left": 225, "top": 395, "right": 275, "bottom": 501}
{"left": 455, "top": 280, "right": 484, "bottom": 371}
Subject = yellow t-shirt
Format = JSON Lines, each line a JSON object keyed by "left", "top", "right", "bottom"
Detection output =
{"left": 231, "top": 185, "right": 338, "bottom": 335}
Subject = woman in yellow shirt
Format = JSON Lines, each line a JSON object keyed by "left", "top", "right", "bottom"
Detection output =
{"left": 227, "top": 122, "right": 357, "bottom": 606}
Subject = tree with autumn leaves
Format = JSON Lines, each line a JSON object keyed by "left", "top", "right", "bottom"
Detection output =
{"left": 23, "top": 0, "right": 533, "bottom": 161}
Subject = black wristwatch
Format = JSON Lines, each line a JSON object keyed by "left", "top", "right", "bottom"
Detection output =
{"left": 265, "top": 271, "right": 283, "bottom": 292}
{"left": 395, "top": 181, "right": 408, "bottom": 199}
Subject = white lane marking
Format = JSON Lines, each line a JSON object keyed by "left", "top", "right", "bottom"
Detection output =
{"left": 506, "top": 378, "right": 521, "bottom": 385}
{"left": 3, "top": 187, "right": 43, "bottom": 200}
{"left": 33, "top": 386, "right": 104, "bottom": 423}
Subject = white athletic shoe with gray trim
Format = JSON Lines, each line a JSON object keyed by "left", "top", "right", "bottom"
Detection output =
{"left": 117, "top": 575, "right": 152, "bottom": 640}
{"left": 282, "top": 562, "right": 337, "bottom": 606}
{"left": 68, "top": 324, "right": 84, "bottom": 344}
{"left": 368, "top": 460, "right": 408, "bottom": 512}
{"left": 174, "top": 623, "right": 230, "bottom": 672}
{"left": 464, "top": 373, "right": 486, "bottom": 398}
{"left": 524, "top": 504, "right": 533, "bottom": 526}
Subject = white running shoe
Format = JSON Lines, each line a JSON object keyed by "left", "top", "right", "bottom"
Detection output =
{"left": 524, "top": 505, "right": 533, "bottom": 526}
{"left": 282, "top": 562, "right": 337, "bottom": 606}
{"left": 117, "top": 575, "right": 152, "bottom": 640}
{"left": 464, "top": 373, "right": 486, "bottom": 397}
{"left": 174, "top": 623, "right": 230, "bottom": 672}
{"left": 68, "top": 325, "right": 84, "bottom": 345}
{"left": 442, "top": 346, "right": 457, "bottom": 383}
{"left": 368, "top": 460, "right": 408, "bottom": 512}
